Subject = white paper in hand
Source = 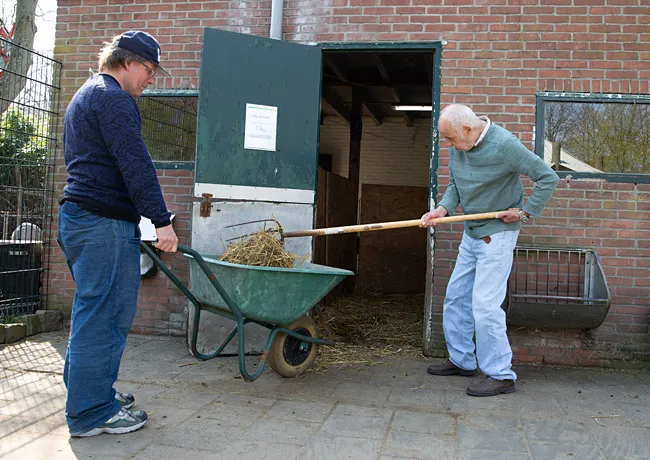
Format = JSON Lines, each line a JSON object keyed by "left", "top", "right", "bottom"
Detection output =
{"left": 139, "top": 215, "right": 175, "bottom": 242}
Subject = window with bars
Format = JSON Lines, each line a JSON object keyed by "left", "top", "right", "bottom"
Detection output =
{"left": 135, "top": 94, "right": 198, "bottom": 164}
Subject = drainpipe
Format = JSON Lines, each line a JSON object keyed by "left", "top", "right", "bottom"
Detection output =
{"left": 270, "top": 0, "right": 284, "bottom": 40}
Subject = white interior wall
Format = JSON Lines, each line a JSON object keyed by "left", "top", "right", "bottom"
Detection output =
{"left": 319, "top": 116, "right": 432, "bottom": 188}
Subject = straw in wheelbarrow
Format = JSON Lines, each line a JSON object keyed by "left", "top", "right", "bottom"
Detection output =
{"left": 219, "top": 222, "right": 306, "bottom": 268}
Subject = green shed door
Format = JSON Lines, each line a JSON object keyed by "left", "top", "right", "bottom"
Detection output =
{"left": 195, "top": 28, "right": 323, "bottom": 204}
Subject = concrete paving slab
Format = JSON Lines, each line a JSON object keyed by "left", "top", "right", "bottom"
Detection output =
{"left": 528, "top": 441, "right": 606, "bottom": 460}
{"left": 261, "top": 399, "right": 333, "bottom": 423}
{"left": 382, "top": 429, "right": 456, "bottom": 459}
{"left": 222, "top": 440, "right": 304, "bottom": 460}
{"left": 457, "top": 414, "right": 528, "bottom": 453}
{"left": 154, "top": 417, "right": 239, "bottom": 451}
{"left": 243, "top": 417, "right": 321, "bottom": 444}
{"left": 2, "top": 330, "right": 650, "bottom": 460}
{"left": 390, "top": 410, "right": 456, "bottom": 436}
{"left": 589, "top": 426, "right": 650, "bottom": 459}
{"left": 132, "top": 444, "right": 219, "bottom": 460}
{"left": 459, "top": 451, "right": 531, "bottom": 460}
{"left": 387, "top": 387, "right": 445, "bottom": 409}
{"left": 320, "top": 408, "right": 392, "bottom": 440}
{"left": 304, "top": 434, "right": 381, "bottom": 460}
{"left": 329, "top": 382, "right": 391, "bottom": 406}
{"left": 0, "top": 431, "right": 71, "bottom": 460}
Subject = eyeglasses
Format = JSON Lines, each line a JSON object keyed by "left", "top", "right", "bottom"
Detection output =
{"left": 140, "top": 61, "right": 156, "bottom": 78}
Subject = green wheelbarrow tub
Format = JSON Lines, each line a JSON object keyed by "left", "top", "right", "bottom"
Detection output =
{"left": 186, "top": 254, "right": 354, "bottom": 325}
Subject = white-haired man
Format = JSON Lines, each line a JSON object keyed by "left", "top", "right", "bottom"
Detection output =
{"left": 422, "top": 104, "right": 559, "bottom": 397}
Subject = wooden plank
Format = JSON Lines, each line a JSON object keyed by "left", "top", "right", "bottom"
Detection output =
{"left": 325, "top": 172, "right": 358, "bottom": 301}
{"left": 358, "top": 184, "right": 428, "bottom": 294}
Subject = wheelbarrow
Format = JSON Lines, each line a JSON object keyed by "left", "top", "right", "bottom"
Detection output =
{"left": 140, "top": 243, "right": 354, "bottom": 382}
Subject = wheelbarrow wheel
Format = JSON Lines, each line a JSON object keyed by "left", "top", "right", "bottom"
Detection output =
{"left": 268, "top": 315, "right": 319, "bottom": 378}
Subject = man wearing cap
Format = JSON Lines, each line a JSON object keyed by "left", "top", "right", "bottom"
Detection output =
{"left": 58, "top": 31, "right": 177, "bottom": 437}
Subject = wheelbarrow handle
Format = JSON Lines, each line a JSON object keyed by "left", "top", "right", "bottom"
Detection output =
{"left": 282, "top": 211, "right": 502, "bottom": 238}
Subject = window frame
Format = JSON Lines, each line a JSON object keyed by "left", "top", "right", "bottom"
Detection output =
{"left": 535, "top": 91, "right": 650, "bottom": 184}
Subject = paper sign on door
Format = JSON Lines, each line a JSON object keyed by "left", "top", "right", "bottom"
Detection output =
{"left": 244, "top": 103, "right": 278, "bottom": 152}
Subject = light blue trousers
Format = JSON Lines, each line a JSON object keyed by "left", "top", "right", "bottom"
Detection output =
{"left": 443, "top": 230, "right": 519, "bottom": 381}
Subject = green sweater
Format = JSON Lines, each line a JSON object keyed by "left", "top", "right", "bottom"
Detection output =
{"left": 438, "top": 123, "right": 559, "bottom": 239}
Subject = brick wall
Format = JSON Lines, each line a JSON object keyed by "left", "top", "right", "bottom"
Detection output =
{"left": 51, "top": 0, "right": 650, "bottom": 362}
{"left": 46, "top": 168, "right": 194, "bottom": 336}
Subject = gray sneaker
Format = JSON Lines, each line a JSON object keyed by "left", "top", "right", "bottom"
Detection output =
{"left": 71, "top": 408, "right": 148, "bottom": 437}
{"left": 115, "top": 391, "right": 135, "bottom": 409}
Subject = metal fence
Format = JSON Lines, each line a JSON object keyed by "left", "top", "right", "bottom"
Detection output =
{"left": 0, "top": 37, "right": 62, "bottom": 318}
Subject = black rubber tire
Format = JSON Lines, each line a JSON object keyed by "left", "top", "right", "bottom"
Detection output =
{"left": 268, "top": 315, "right": 319, "bottom": 378}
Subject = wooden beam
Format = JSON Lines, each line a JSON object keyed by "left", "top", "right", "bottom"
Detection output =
{"left": 322, "top": 88, "right": 351, "bottom": 124}
{"left": 362, "top": 99, "right": 383, "bottom": 126}
{"left": 349, "top": 87, "right": 362, "bottom": 190}
{"left": 326, "top": 54, "right": 382, "bottom": 126}
{"left": 373, "top": 55, "right": 413, "bottom": 126}
{"left": 323, "top": 54, "right": 347, "bottom": 83}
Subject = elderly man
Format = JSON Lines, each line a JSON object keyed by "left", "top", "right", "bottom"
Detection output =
{"left": 422, "top": 104, "right": 559, "bottom": 397}
{"left": 58, "top": 31, "right": 178, "bottom": 437}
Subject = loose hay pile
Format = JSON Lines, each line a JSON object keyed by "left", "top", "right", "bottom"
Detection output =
{"left": 315, "top": 293, "right": 426, "bottom": 370}
{"left": 219, "top": 228, "right": 303, "bottom": 268}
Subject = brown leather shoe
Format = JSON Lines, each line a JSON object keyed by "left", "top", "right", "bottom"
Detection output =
{"left": 427, "top": 360, "right": 479, "bottom": 377}
{"left": 466, "top": 375, "right": 516, "bottom": 397}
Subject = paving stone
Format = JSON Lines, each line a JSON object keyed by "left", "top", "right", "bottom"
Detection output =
{"left": 590, "top": 427, "right": 650, "bottom": 460}
{"left": 47, "top": 449, "right": 130, "bottom": 460}
{"left": 0, "top": 392, "right": 65, "bottom": 418}
{"left": 0, "top": 432, "right": 71, "bottom": 460}
{"left": 303, "top": 434, "right": 381, "bottom": 460}
{"left": 457, "top": 414, "right": 528, "bottom": 453}
{"left": 154, "top": 417, "right": 239, "bottom": 451}
{"left": 5, "top": 332, "right": 650, "bottom": 460}
{"left": 521, "top": 418, "right": 596, "bottom": 445}
{"left": 387, "top": 387, "right": 445, "bottom": 409}
{"left": 67, "top": 422, "right": 165, "bottom": 456}
{"left": 382, "top": 429, "right": 456, "bottom": 459}
{"left": 222, "top": 440, "right": 304, "bottom": 460}
{"left": 242, "top": 417, "right": 320, "bottom": 444}
{"left": 528, "top": 441, "right": 606, "bottom": 460}
{"left": 320, "top": 410, "right": 392, "bottom": 440}
{"left": 329, "top": 382, "right": 391, "bottom": 406}
{"left": 118, "top": 360, "right": 190, "bottom": 381}
{"left": 261, "top": 400, "right": 333, "bottom": 423}
{"left": 459, "top": 451, "right": 531, "bottom": 460}
{"left": 390, "top": 410, "right": 456, "bottom": 436}
{"left": 132, "top": 444, "right": 221, "bottom": 460}
{"left": 193, "top": 400, "right": 268, "bottom": 426}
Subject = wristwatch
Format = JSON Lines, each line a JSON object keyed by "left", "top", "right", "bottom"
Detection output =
{"left": 518, "top": 209, "right": 529, "bottom": 223}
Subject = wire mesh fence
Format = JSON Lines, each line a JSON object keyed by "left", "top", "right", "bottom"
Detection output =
{"left": 0, "top": 37, "right": 61, "bottom": 319}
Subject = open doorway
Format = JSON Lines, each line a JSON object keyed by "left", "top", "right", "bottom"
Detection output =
{"left": 313, "top": 45, "right": 441, "bottom": 363}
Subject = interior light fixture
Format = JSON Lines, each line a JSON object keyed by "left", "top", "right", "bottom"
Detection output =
{"left": 392, "top": 105, "right": 432, "bottom": 111}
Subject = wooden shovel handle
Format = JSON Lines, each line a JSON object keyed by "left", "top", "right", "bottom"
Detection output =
{"left": 282, "top": 211, "right": 501, "bottom": 238}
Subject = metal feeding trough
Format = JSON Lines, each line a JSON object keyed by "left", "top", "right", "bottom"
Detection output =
{"left": 503, "top": 246, "right": 611, "bottom": 330}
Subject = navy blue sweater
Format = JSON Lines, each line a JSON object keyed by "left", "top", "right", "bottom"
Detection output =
{"left": 62, "top": 74, "right": 171, "bottom": 228}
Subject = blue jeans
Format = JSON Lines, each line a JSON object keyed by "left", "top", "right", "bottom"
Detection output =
{"left": 57, "top": 201, "right": 141, "bottom": 434}
{"left": 443, "top": 230, "right": 519, "bottom": 381}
